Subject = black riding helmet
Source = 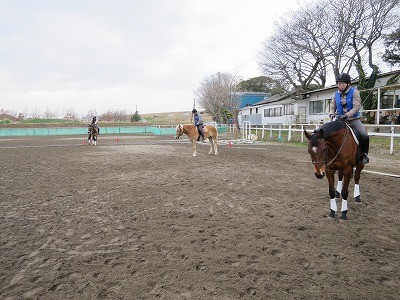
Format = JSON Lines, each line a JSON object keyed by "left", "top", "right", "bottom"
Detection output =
{"left": 336, "top": 73, "right": 351, "bottom": 84}
{"left": 192, "top": 109, "right": 197, "bottom": 113}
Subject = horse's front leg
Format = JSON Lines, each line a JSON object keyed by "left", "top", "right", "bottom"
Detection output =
{"left": 213, "top": 138, "right": 218, "bottom": 155}
{"left": 191, "top": 139, "right": 197, "bottom": 157}
{"left": 335, "top": 170, "right": 343, "bottom": 198}
{"left": 327, "top": 171, "right": 337, "bottom": 218}
{"left": 339, "top": 167, "right": 353, "bottom": 220}
{"left": 353, "top": 163, "right": 364, "bottom": 203}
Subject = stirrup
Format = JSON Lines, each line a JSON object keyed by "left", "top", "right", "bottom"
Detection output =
{"left": 360, "top": 153, "right": 369, "bottom": 164}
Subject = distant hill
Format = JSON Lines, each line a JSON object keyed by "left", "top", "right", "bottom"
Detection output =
{"left": 140, "top": 111, "right": 212, "bottom": 125}
{"left": 0, "top": 111, "right": 213, "bottom": 128}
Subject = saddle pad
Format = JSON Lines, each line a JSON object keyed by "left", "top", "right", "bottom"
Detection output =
{"left": 346, "top": 124, "right": 359, "bottom": 145}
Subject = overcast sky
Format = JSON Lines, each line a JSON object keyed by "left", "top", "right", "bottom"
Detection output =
{"left": 0, "top": 0, "right": 307, "bottom": 116}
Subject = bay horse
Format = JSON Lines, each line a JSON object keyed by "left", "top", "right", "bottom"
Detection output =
{"left": 304, "top": 120, "right": 364, "bottom": 220}
{"left": 87, "top": 124, "right": 99, "bottom": 145}
{"left": 175, "top": 124, "right": 218, "bottom": 157}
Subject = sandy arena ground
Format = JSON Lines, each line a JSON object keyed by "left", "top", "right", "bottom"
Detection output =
{"left": 0, "top": 134, "right": 399, "bottom": 300}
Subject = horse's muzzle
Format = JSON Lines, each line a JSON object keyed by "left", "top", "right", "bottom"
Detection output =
{"left": 314, "top": 165, "right": 325, "bottom": 179}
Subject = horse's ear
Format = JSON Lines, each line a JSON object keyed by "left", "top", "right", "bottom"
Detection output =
{"left": 304, "top": 130, "right": 312, "bottom": 140}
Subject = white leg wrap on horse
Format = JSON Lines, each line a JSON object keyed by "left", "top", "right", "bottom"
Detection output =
{"left": 336, "top": 181, "right": 343, "bottom": 193}
{"left": 353, "top": 184, "right": 360, "bottom": 198}
{"left": 330, "top": 198, "right": 337, "bottom": 212}
{"left": 341, "top": 199, "right": 348, "bottom": 212}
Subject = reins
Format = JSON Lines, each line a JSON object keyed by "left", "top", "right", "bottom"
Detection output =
{"left": 312, "top": 124, "right": 349, "bottom": 169}
{"left": 179, "top": 124, "right": 197, "bottom": 136}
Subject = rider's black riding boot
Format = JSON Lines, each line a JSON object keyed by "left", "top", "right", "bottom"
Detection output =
{"left": 360, "top": 136, "right": 370, "bottom": 164}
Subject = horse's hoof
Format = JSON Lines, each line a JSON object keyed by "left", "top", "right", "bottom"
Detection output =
{"left": 340, "top": 211, "right": 348, "bottom": 221}
{"left": 329, "top": 210, "right": 336, "bottom": 218}
{"left": 335, "top": 191, "right": 341, "bottom": 198}
{"left": 355, "top": 196, "right": 361, "bottom": 203}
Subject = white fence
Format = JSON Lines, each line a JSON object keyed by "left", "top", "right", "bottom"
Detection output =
{"left": 239, "top": 122, "right": 400, "bottom": 155}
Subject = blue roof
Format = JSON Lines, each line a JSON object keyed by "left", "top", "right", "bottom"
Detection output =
{"left": 237, "top": 93, "right": 269, "bottom": 108}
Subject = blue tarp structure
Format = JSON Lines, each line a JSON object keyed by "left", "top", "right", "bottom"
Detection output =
{"left": 0, "top": 125, "right": 228, "bottom": 137}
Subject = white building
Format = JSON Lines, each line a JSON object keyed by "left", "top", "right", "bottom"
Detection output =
{"left": 239, "top": 70, "right": 400, "bottom": 125}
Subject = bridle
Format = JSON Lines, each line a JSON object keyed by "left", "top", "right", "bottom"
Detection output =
{"left": 311, "top": 125, "right": 348, "bottom": 168}
{"left": 176, "top": 124, "right": 197, "bottom": 138}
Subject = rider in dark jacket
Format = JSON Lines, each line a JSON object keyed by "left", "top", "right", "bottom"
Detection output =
{"left": 329, "top": 73, "right": 369, "bottom": 164}
{"left": 192, "top": 109, "right": 205, "bottom": 142}
{"left": 88, "top": 116, "right": 100, "bottom": 134}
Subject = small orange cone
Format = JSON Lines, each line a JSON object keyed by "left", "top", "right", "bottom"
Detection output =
{"left": 227, "top": 141, "right": 232, "bottom": 148}
{"left": 82, "top": 139, "right": 86, "bottom": 145}
{"left": 115, "top": 137, "right": 119, "bottom": 143}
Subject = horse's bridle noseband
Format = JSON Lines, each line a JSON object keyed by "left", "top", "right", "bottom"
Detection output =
{"left": 311, "top": 125, "right": 348, "bottom": 168}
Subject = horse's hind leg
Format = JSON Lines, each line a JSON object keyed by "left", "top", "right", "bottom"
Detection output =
{"left": 208, "top": 137, "right": 213, "bottom": 155}
{"left": 191, "top": 140, "right": 197, "bottom": 157}
{"left": 335, "top": 170, "right": 343, "bottom": 198}
{"left": 354, "top": 163, "right": 364, "bottom": 203}
{"left": 213, "top": 138, "right": 218, "bottom": 155}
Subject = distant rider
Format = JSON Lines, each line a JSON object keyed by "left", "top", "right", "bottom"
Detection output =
{"left": 88, "top": 116, "right": 100, "bottom": 134}
{"left": 192, "top": 109, "right": 205, "bottom": 142}
{"left": 329, "top": 73, "right": 369, "bottom": 164}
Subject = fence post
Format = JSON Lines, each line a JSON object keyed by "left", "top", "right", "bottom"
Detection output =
{"left": 270, "top": 125, "right": 273, "bottom": 139}
{"left": 301, "top": 124, "right": 304, "bottom": 143}
{"left": 262, "top": 124, "right": 265, "bottom": 139}
{"left": 278, "top": 125, "right": 282, "bottom": 140}
{"left": 390, "top": 126, "right": 394, "bottom": 155}
{"left": 288, "top": 124, "right": 292, "bottom": 141}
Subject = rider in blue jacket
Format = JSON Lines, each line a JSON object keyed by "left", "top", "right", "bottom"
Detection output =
{"left": 329, "top": 73, "right": 369, "bottom": 164}
{"left": 192, "top": 109, "right": 205, "bottom": 142}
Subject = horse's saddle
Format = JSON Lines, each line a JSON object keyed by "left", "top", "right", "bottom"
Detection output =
{"left": 196, "top": 125, "right": 208, "bottom": 133}
{"left": 345, "top": 124, "right": 360, "bottom": 145}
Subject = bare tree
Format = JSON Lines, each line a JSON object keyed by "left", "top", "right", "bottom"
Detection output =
{"left": 259, "top": 1, "right": 332, "bottom": 92}
{"left": 195, "top": 72, "right": 241, "bottom": 123}
{"left": 259, "top": 0, "right": 400, "bottom": 95}
{"left": 43, "top": 108, "right": 57, "bottom": 119}
{"left": 63, "top": 107, "right": 78, "bottom": 120}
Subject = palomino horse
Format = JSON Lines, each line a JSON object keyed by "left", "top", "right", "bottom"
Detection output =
{"left": 304, "top": 120, "right": 364, "bottom": 220}
{"left": 175, "top": 124, "right": 218, "bottom": 157}
{"left": 87, "top": 124, "right": 99, "bottom": 145}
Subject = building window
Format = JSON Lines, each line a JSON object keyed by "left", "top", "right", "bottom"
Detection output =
{"left": 284, "top": 105, "right": 294, "bottom": 115}
{"left": 264, "top": 107, "right": 283, "bottom": 117}
{"left": 250, "top": 108, "right": 252, "bottom": 114}
{"left": 324, "top": 99, "right": 331, "bottom": 113}
{"left": 382, "top": 95, "right": 399, "bottom": 109}
{"left": 255, "top": 108, "right": 258, "bottom": 113}
{"left": 310, "top": 100, "right": 324, "bottom": 114}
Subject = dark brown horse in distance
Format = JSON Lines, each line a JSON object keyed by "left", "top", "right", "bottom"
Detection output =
{"left": 304, "top": 120, "right": 364, "bottom": 220}
{"left": 175, "top": 124, "right": 218, "bottom": 157}
{"left": 87, "top": 124, "right": 99, "bottom": 146}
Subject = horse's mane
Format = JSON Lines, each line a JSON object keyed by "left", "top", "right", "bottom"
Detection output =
{"left": 315, "top": 121, "right": 346, "bottom": 140}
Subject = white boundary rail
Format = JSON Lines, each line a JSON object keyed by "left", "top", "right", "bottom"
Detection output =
{"left": 239, "top": 123, "right": 400, "bottom": 155}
